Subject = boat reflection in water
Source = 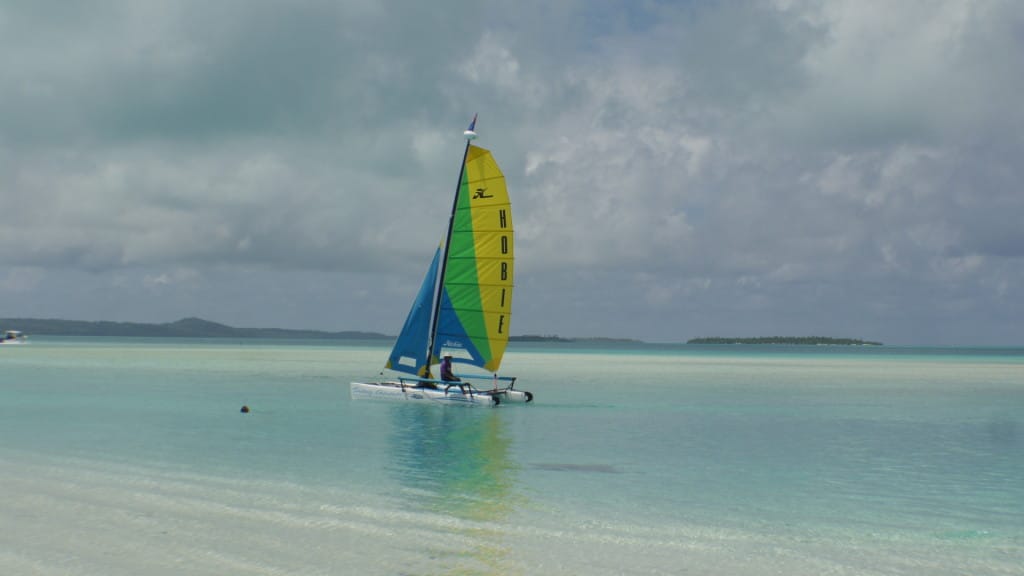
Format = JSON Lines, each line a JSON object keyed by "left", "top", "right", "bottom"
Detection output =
{"left": 388, "top": 404, "right": 521, "bottom": 574}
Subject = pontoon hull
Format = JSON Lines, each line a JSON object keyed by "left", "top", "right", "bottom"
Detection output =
{"left": 500, "top": 389, "right": 533, "bottom": 403}
{"left": 350, "top": 381, "right": 532, "bottom": 406}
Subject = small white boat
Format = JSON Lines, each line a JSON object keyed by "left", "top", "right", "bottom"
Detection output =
{"left": 351, "top": 116, "right": 533, "bottom": 406}
{"left": 1, "top": 330, "right": 27, "bottom": 344}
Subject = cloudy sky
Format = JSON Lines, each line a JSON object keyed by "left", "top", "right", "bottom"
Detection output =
{"left": 1, "top": 0, "right": 1022, "bottom": 345}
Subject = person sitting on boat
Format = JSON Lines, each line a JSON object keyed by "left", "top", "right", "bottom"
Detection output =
{"left": 440, "top": 355, "right": 460, "bottom": 381}
{"left": 440, "top": 354, "right": 466, "bottom": 393}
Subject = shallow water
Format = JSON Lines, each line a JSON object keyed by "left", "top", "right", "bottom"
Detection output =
{"left": 2, "top": 339, "right": 1022, "bottom": 574}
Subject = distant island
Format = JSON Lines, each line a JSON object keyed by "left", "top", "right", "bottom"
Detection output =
{"left": 0, "top": 317, "right": 644, "bottom": 344}
{"left": 1, "top": 318, "right": 884, "bottom": 347}
{"left": 509, "top": 334, "right": 574, "bottom": 343}
{"left": 687, "top": 336, "right": 882, "bottom": 346}
{"left": 510, "top": 334, "right": 642, "bottom": 344}
{"left": 0, "top": 317, "right": 391, "bottom": 340}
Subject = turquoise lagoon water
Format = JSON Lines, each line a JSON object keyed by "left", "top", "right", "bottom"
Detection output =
{"left": 1, "top": 338, "right": 1022, "bottom": 575}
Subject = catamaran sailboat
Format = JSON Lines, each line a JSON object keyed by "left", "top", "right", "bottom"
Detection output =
{"left": 350, "top": 116, "right": 532, "bottom": 406}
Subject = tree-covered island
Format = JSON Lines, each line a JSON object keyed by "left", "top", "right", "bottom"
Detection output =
{"left": 1, "top": 318, "right": 644, "bottom": 344}
{"left": 687, "top": 336, "right": 882, "bottom": 346}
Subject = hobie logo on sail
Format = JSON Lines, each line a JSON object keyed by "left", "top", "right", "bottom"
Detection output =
{"left": 472, "top": 187, "right": 493, "bottom": 199}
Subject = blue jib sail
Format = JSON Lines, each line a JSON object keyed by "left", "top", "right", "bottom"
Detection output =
{"left": 385, "top": 247, "right": 441, "bottom": 376}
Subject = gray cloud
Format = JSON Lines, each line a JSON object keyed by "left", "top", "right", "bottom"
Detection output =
{"left": 1, "top": 0, "right": 1022, "bottom": 344}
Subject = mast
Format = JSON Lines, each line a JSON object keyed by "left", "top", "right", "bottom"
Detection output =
{"left": 424, "top": 114, "right": 478, "bottom": 373}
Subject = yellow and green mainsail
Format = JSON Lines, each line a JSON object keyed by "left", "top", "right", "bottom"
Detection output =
{"left": 386, "top": 144, "right": 513, "bottom": 377}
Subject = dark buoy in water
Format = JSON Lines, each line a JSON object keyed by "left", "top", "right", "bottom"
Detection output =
{"left": 240, "top": 405, "right": 250, "bottom": 414}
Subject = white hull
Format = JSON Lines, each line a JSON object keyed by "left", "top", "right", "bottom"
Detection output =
{"left": 0, "top": 332, "right": 26, "bottom": 345}
{"left": 350, "top": 381, "right": 532, "bottom": 406}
